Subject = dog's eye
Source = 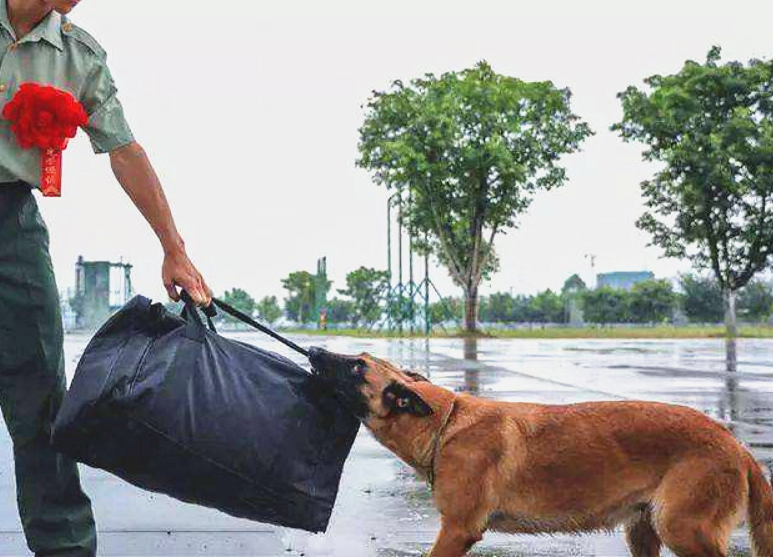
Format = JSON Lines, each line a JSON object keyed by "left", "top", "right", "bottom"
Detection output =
{"left": 396, "top": 397, "right": 409, "bottom": 409}
{"left": 352, "top": 359, "right": 367, "bottom": 375}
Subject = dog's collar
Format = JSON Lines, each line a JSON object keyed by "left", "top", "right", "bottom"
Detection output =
{"left": 420, "top": 398, "right": 457, "bottom": 491}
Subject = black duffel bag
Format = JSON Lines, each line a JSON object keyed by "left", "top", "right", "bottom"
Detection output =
{"left": 52, "top": 294, "right": 359, "bottom": 533}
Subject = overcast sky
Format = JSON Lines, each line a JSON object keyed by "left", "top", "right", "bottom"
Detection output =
{"left": 42, "top": 0, "right": 773, "bottom": 304}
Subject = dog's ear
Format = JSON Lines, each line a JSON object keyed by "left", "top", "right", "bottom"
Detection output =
{"left": 405, "top": 370, "right": 430, "bottom": 383}
{"left": 383, "top": 382, "right": 434, "bottom": 417}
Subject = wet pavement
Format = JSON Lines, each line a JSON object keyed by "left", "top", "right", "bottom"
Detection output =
{"left": 0, "top": 335, "right": 771, "bottom": 556}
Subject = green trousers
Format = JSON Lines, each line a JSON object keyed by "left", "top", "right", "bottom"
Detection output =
{"left": 0, "top": 184, "right": 96, "bottom": 557}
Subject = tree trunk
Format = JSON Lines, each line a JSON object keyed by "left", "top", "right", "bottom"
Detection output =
{"left": 724, "top": 288, "right": 737, "bottom": 372}
{"left": 463, "top": 337, "right": 480, "bottom": 393}
{"left": 464, "top": 286, "right": 479, "bottom": 333}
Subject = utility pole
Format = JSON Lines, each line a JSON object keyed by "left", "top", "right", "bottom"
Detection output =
{"left": 585, "top": 254, "right": 597, "bottom": 289}
{"left": 408, "top": 189, "right": 414, "bottom": 334}
{"left": 424, "top": 238, "right": 430, "bottom": 336}
{"left": 315, "top": 257, "right": 327, "bottom": 328}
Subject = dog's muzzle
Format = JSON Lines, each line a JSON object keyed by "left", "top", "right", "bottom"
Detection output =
{"left": 308, "top": 347, "right": 350, "bottom": 378}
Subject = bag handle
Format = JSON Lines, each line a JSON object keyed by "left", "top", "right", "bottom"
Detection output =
{"left": 179, "top": 290, "right": 309, "bottom": 358}
{"left": 179, "top": 294, "right": 215, "bottom": 341}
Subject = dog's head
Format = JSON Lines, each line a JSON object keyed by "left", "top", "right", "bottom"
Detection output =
{"left": 309, "top": 346, "right": 434, "bottom": 427}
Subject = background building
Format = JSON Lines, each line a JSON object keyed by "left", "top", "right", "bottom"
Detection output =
{"left": 596, "top": 271, "right": 654, "bottom": 291}
{"left": 72, "top": 256, "right": 133, "bottom": 329}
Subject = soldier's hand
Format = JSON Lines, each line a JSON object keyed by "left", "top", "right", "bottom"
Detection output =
{"left": 162, "top": 249, "right": 212, "bottom": 306}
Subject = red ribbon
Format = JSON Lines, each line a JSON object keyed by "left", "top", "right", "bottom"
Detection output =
{"left": 2, "top": 83, "right": 88, "bottom": 197}
{"left": 41, "top": 146, "right": 64, "bottom": 197}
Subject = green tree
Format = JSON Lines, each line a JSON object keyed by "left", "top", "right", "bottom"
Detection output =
{"left": 281, "top": 271, "right": 331, "bottom": 324}
{"left": 479, "top": 292, "right": 516, "bottom": 323}
{"left": 614, "top": 47, "right": 773, "bottom": 370}
{"left": 384, "top": 292, "right": 419, "bottom": 326}
{"left": 338, "top": 267, "right": 389, "bottom": 326}
{"left": 479, "top": 290, "right": 571, "bottom": 324}
{"left": 429, "top": 297, "right": 463, "bottom": 326}
{"left": 738, "top": 280, "right": 773, "bottom": 322}
{"left": 583, "top": 287, "right": 629, "bottom": 324}
{"left": 680, "top": 274, "right": 725, "bottom": 323}
{"left": 512, "top": 295, "right": 535, "bottom": 322}
{"left": 628, "top": 279, "right": 676, "bottom": 324}
{"left": 256, "top": 295, "right": 282, "bottom": 324}
{"left": 358, "top": 61, "right": 592, "bottom": 332}
{"left": 531, "top": 289, "right": 565, "bottom": 323}
{"left": 221, "top": 288, "right": 257, "bottom": 325}
{"left": 325, "top": 298, "right": 356, "bottom": 324}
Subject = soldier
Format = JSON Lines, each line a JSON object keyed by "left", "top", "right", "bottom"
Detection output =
{"left": 0, "top": 0, "right": 212, "bottom": 555}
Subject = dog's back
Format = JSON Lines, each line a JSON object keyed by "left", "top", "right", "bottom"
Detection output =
{"left": 436, "top": 395, "right": 773, "bottom": 556}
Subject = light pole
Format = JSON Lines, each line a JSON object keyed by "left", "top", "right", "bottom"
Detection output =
{"left": 585, "top": 254, "right": 597, "bottom": 289}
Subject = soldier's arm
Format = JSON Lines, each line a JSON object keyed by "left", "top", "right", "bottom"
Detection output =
{"left": 109, "top": 141, "right": 211, "bottom": 305}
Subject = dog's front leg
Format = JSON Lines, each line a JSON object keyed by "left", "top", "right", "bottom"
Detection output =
{"left": 428, "top": 519, "right": 483, "bottom": 557}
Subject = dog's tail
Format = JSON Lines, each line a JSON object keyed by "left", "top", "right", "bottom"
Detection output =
{"left": 747, "top": 456, "right": 773, "bottom": 557}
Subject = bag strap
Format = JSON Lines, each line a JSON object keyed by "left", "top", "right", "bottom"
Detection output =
{"left": 179, "top": 297, "right": 215, "bottom": 341}
{"left": 179, "top": 290, "right": 309, "bottom": 358}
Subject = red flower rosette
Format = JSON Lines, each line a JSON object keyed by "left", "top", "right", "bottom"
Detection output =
{"left": 2, "top": 83, "right": 88, "bottom": 197}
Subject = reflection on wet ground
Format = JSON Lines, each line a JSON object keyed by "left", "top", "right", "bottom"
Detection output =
{"left": 0, "top": 335, "right": 768, "bottom": 555}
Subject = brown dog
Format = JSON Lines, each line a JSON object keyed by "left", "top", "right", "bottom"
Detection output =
{"left": 308, "top": 347, "right": 773, "bottom": 557}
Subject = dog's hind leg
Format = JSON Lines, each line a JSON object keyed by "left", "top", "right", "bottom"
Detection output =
{"left": 625, "top": 508, "right": 661, "bottom": 557}
{"left": 653, "top": 458, "right": 745, "bottom": 557}
{"left": 427, "top": 517, "right": 483, "bottom": 557}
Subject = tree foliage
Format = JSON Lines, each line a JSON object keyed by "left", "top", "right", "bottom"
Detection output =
{"left": 429, "top": 297, "right": 463, "bottom": 325}
{"left": 738, "top": 279, "right": 773, "bottom": 322}
{"left": 476, "top": 290, "right": 567, "bottom": 323}
{"left": 614, "top": 47, "right": 773, "bottom": 294}
{"left": 530, "top": 290, "right": 565, "bottom": 323}
{"left": 679, "top": 273, "right": 725, "bottom": 322}
{"left": 281, "top": 271, "right": 331, "bottom": 324}
{"left": 358, "top": 61, "right": 592, "bottom": 331}
{"left": 256, "top": 295, "right": 282, "bottom": 324}
{"left": 680, "top": 273, "right": 773, "bottom": 323}
{"left": 338, "top": 267, "right": 389, "bottom": 326}
{"left": 627, "top": 279, "right": 677, "bottom": 323}
{"left": 581, "top": 287, "right": 630, "bottom": 324}
{"left": 478, "top": 292, "right": 517, "bottom": 322}
{"left": 221, "top": 288, "right": 256, "bottom": 324}
{"left": 325, "top": 298, "right": 356, "bottom": 324}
